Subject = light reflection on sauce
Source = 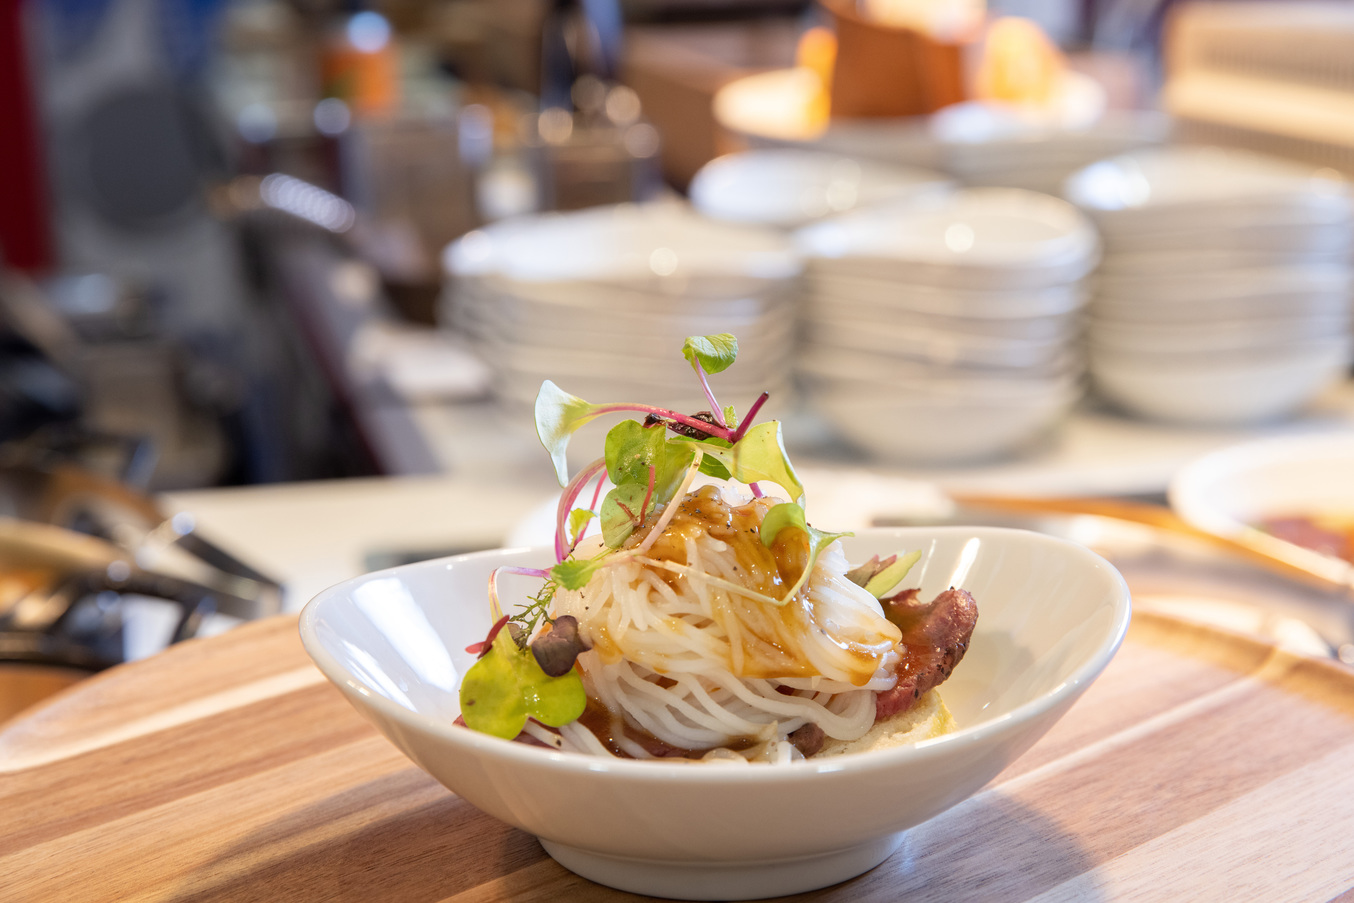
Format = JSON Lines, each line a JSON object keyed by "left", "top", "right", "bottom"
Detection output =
{"left": 609, "top": 485, "right": 895, "bottom": 685}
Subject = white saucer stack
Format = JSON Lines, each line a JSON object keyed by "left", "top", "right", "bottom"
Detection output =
{"left": 1064, "top": 146, "right": 1354, "bottom": 425}
{"left": 689, "top": 148, "right": 951, "bottom": 229}
{"left": 794, "top": 187, "right": 1100, "bottom": 463}
{"left": 441, "top": 202, "right": 801, "bottom": 415}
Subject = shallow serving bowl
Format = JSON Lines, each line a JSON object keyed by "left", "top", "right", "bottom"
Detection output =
{"left": 805, "top": 379, "right": 1082, "bottom": 464}
{"left": 689, "top": 148, "right": 950, "bottom": 228}
{"left": 1089, "top": 337, "right": 1352, "bottom": 425}
{"left": 1169, "top": 433, "right": 1354, "bottom": 587}
{"left": 795, "top": 188, "right": 1100, "bottom": 290}
{"left": 299, "top": 527, "right": 1130, "bottom": 900}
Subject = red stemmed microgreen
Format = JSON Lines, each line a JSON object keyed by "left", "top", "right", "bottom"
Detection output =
{"left": 461, "top": 333, "right": 842, "bottom": 740}
{"left": 554, "top": 458, "right": 608, "bottom": 561}
{"left": 465, "top": 614, "right": 510, "bottom": 657}
{"left": 682, "top": 333, "right": 737, "bottom": 427}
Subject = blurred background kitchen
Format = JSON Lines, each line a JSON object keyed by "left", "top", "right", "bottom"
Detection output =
{"left": 5, "top": 0, "right": 1354, "bottom": 717}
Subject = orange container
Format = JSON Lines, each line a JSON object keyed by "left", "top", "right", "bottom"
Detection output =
{"left": 821, "top": 0, "right": 969, "bottom": 118}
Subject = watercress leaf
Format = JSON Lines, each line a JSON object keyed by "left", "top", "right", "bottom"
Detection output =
{"left": 655, "top": 440, "right": 697, "bottom": 503}
{"left": 601, "top": 482, "right": 650, "bottom": 547}
{"left": 760, "top": 501, "right": 809, "bottom": 547}
{"left": 459, "top": 626, "right": 587, "bottom": 738}
{"left": 520, "top": 659, "right": 587, "bottom": 727}
{"left": 759, "top": 502, "right": 851, "bottom": 606}
{"left": 863, "top": 549, "right": 922, "bottom": 599}
{"left": 458, "top": 639, "right": 528, "bottom": 739}
{"left": 567, "top": 508, "right": 596, "bottom": 546}
{"left": 535, "top": 380, "right": 604, "bottom": 485}
{"left": 604, "top": 419, "right": 666, "bottom": 487}
{"left": 697, "top": 455, "right": 732, "bottom": 480}
{"left": 679, "top": 421, "right": 803, "bottom": 503}
{"left": 683, "top": 434, "right": 733, "bottom": 479}
{"left": 551, "top": 557, "right": 603, "bottom": 591}
{"left": 682, "top": 334, "right": 738, "bottom": 375}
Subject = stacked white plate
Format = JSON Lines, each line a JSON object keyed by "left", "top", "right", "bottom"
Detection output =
{"left": 688, "top": 148, "right": 951, "bottom": 229}
{"left": 794, "top": 187, "right": 1100, "bottom": 464}
{"left": 1064, "top": 146, "right": 1354, "bottom": 425}
{"left": 711, "top": 68, "right": 1170, "bottom": 196}
{"left": 927, "top": 101, "right": 1172, "bottom": 196}
{"left": 440, "top": 202, "right": 802, "bottom": 416}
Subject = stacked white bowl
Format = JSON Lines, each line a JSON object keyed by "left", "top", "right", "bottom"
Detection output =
{"left": 441, "top": 202, "right": 801, "bottom": 414}
{"left": 688, "top": 148, "right": 951, "bottom": 229}
{"left": 710, "top": 68, "right": 1170, "bottom": 197}
{"left": 927, "top": 104, "right": 1172, "bottom": 196}
{"left": 1064, "top": 146, "right": 1354, "bottom": 425}
{"left": 794, "top": 187, "right": 1100, "bottom": 464}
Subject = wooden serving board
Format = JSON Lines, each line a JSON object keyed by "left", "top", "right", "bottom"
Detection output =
{"left": 3, "top": 611, "right": 1354, "bottom": 902}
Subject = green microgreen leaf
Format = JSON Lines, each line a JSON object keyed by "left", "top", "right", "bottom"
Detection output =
{"left": 863, "top": 550, "right": 922, "bottom": 598}
{"left": 677, "top": 421, "right": 803, "bottom": 503}
{"left": 566, "top": 508, "right": 595, "bottom": 547}
{"left": 535, "top": 380, "right": 607, "bottom": 486}
{"left": 551, "top": 557, "right": 604, "bottom": 591}
{"left": 459, "top": 626, "right": 586, "bottom": 739}
{"left": 603, "top": 420, "right": 667, "bottom": 487}
{"left": 597, "top": 419, "right": 698, "bottom": 548}
{"left": 759, "top": 502, "right": 851, "bottom": 606}
{"left": 601, "top": 482, "right": 650, "bottom": 547}
{"left": 682, "top": 334, "right": 738, "bottom": 375}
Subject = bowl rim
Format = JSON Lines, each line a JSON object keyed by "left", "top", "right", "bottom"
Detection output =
{"left": 299, "top": 525, "right": 1131, "bottom": 783}
{"left": 1169, "top": 432, "right": 1354, "bottom": 537}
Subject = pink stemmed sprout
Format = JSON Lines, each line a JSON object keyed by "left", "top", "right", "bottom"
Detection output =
{"left": 554, "top": 459, "right": 608, "bottom": 562}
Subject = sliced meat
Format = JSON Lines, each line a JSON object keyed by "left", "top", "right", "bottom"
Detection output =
{"left": 874, "top": 587, "right": 978, "bottom": 722}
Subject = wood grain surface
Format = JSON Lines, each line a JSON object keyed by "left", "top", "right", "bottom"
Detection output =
{"left": 3, "top": 611, "right": 1354, "bottom": 903}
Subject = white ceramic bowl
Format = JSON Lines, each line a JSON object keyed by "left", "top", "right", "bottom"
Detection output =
{"left": 709, "top": 63, "right": 1166, "bottom": 178}
{"left": 299, "top": 526, "right": 1130, "bottom": 900}
{"left": 802, "top": 305, "right": 1082, "bottom": 342}
{"left": 1093, "top": 264, "right": 1352, "bottom": 310}
{"left": 1169, "top": 433, "right": 1354, "bottom": 586}
{"left": 444, "top": 202, "right": 800, "bottom": 285}
{"left": 808, "top": 270, "right": 1089, "bottom": 317}
{"left": 796, "top": 188, "right": 1100, "bottom": 290}
{"left": 799, "top": 343, "right": 1083, "bottom": 385}
{"left": 1088, "top": 312, "right": 1350, "bottom": 354}
{"left": 804, "top": 317, "right": 1073, "bottom": 369}
{"left": 689, "top": 148, "right": 951, "bottom": 228}
{"left": 1095, "top": 245, "right": 1350, "bottom": 279}
{"left": 1063, "top": 145, "right": 1353, "bottom": 230}
{"left": 1091, "top": 286, "right": 1351, "bottom": 324}
{"left": 1099, "top": 218, "right": 1354, "bottom": 256}
{"left": 1090, "top": 337, "right": 1353, "bottom": 425}
{"left": 805, "top": 377, "right": 1082, "bottom": 463}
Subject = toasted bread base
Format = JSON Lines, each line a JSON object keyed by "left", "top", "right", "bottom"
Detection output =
{"left": 816, "top": 689, "right": 955, "bottom": 758}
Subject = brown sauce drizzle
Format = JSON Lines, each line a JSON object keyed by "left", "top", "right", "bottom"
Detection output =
{"left": 613, "top": 485, "right": 892, "bottom": 685}
{"left": 575, "top": 696, "right": 756, "bottom": 759}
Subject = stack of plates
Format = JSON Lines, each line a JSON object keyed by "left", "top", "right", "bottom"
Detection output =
{"left": 794, "top": 187, "right": 1100, "bottom": 463}
{"left": 930, "top": 107, "right": 1172, "bottom": 195}
{"left": 689, "top": 148, "right": 951, "bottom": 229}
{"left": 1064, "top": 146, "right": 1354, "bottom": 425}
{"left": 440, "top": 202, "right": 802, "bottom": 415}
{"left": 711, "top": 68, "right": 1170, "bottom": 197}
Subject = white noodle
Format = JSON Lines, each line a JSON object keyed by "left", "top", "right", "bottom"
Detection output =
{"left": 550, "top": 488, "right": 905, "bottom": 758}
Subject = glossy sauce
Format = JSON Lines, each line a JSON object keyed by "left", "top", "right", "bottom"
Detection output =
{"left": 1257, "top": 514, "right": 1354, "bottom": 564}
{"left": 619, "top": 485, "right": 892, "bottom": 685}
{"left": 575, "top": 696, "right": 756, "bottom": 759}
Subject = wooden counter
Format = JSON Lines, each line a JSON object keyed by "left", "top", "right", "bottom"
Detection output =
{"left": 4, "top": 607, "right": 1354, "bottom": 901}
